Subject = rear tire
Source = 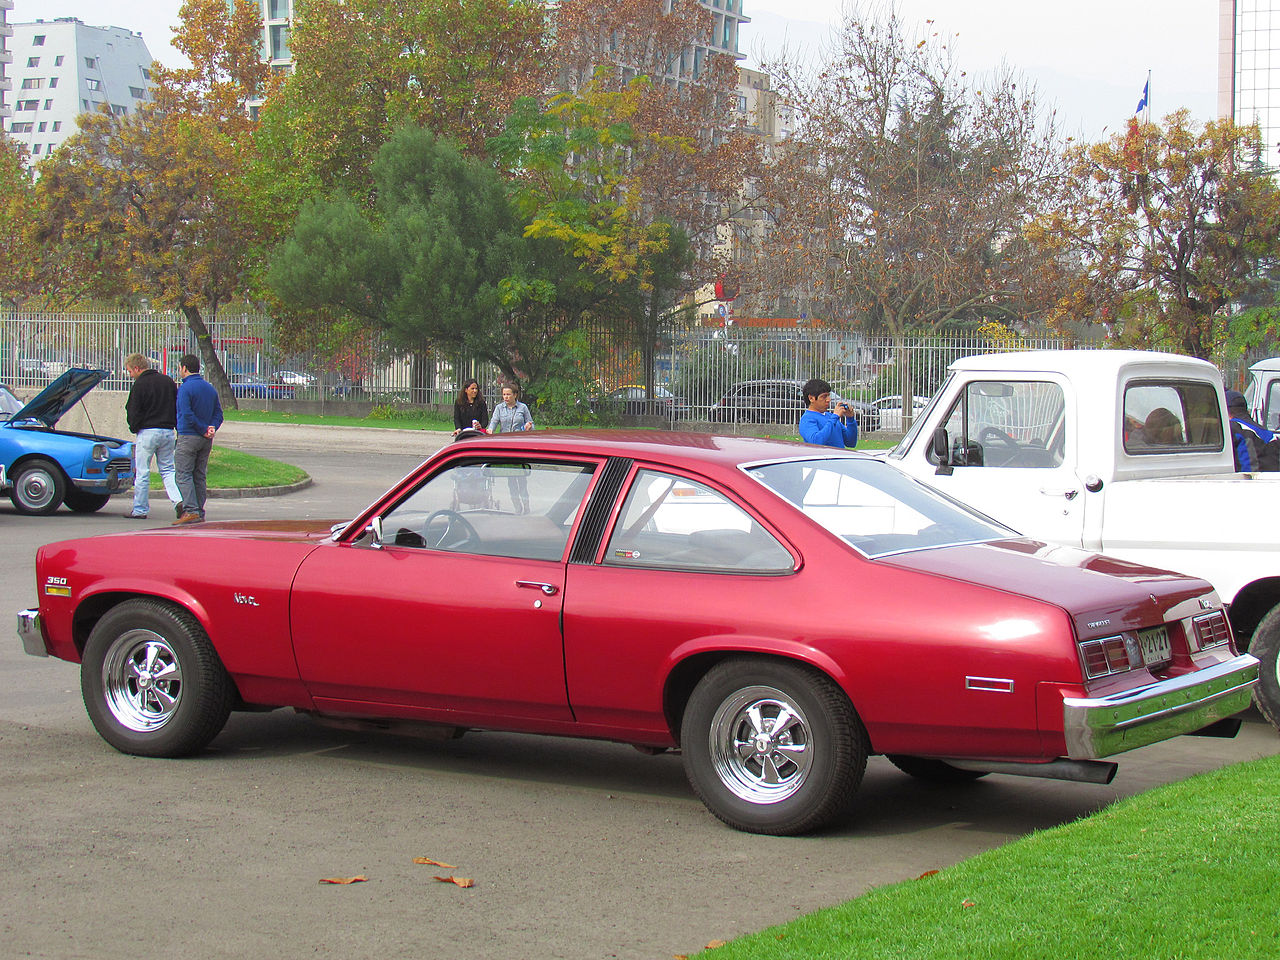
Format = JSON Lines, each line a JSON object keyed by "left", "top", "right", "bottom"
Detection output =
{"left": 10, "top": 458, "right": 65, "bottom": 515}
{"left": 886, "top": 755, "right": 989, "bottom": 782}
{"left": 1248, "top": 606, "right": 1280, "bottom": 730}
{"left": 681, "top": 658, "right": 868, "bottom": 835}
{"left": 81, "top": 599, "right": 234, "bottom": 757}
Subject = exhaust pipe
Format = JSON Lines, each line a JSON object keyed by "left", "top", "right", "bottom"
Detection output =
{"left": 945, "top": 757, "right": 1118, "bottom": 784}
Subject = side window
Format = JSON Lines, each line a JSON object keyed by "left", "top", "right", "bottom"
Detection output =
{"left": 604, "top": 469, "right": 793, "bottom": 573}
{"left": 1265, "top": 381, "right": 1280, "bottom": 431}
{"left": 935, "top": 381, "right": 1066, "bottom": 469}
{"left": 380, "top": 459, "right": 594, "bottom": 561}
{"left": 1123, "top": 381, "right": 1223, "bottom": 454}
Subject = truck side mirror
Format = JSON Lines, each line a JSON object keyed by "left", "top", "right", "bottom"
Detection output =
{"left": 932, "top": 427, "right": 953, "bottom": 476}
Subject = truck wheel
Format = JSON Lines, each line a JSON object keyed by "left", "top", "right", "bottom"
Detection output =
{"left": 1249, "top": 606, "right": 1280, "bottom": 730}
{"left": 62, "top": 487, "right": 111, "bottom": 513}
{"left": 81, "top": 599, "right": 234, "bottom": 757}
{"left": 9, "top": 458, "right": 65, "bottom": 515}
{"left": 681, "top": 658, "right": 867, "bottom": 835}
{"left": 886, "top": 755, "right": 988, "bottom": 782}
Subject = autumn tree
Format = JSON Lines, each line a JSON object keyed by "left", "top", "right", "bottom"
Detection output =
{"left": 752, "top": 5, "right": 1062, "bottom": 355}
{"left": 544, "top": 0, "right": 758, "bottom": 397}
{"left": 1029, "top": 111, "right": 1280, "bottom": 360}
{"left": 36, "top": 0, "right": 269, "bottom": 405}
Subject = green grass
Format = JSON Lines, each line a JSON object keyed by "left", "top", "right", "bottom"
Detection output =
{"left": 222, "top": 408, "right": 452, "bottom": 431}
{"left": 696, "top": 753, "right": 1280, "bottom": 959}
{"left": 149, "top": 447, "right": 307, "bottom": 490}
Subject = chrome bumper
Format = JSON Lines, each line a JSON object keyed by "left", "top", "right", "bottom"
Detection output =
{"left": 1063, "top": 655, "right": 1259, "bottom": 759}
{"left": 17, "top": 608, "right": 47, "bottom": 657}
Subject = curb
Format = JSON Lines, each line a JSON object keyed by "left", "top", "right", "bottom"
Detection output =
{"left": 208, "top": 476, "right": 314, "bottom": 499}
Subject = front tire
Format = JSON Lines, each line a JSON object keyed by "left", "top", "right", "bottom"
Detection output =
{"left": 81, "top": 599, "right": 234, "bottom": 757}
{"left": 10, "top": 458, "right": 65, "bottom": 515}
{"left": 62, "top": 487, "right": 111, "bottom": 513}
{"left": 1248, "top": 606, "right": 1280, "bottom": 730}
{"left": 681, "top": 658, "right": 868, "bottom": 835}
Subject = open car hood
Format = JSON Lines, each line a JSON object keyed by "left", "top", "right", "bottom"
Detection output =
{"left": 8, "top": 368, "right": 109, "bottom": 427}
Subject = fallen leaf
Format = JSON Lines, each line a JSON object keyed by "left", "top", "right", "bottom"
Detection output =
{"left": 413, "top": 857, "right": 458, "bottom": 869}
{"left": 961, "top": 899, "right": 976, "bottom": 908}
{"left": 705, "top": 941, "right": 727, "bottom": 949}
{"left": 917, "top": 869, "right": 940, "bottom": 879}
{"left": 433, "top": 875, "right": 475, "bottom": 888}
{"left": 319, "top": 875, "right": 368, "bottom": 885}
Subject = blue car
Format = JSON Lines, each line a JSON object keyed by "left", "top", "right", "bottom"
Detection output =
{"left": 0, "top": 369, "right": 135, "bottom": 515}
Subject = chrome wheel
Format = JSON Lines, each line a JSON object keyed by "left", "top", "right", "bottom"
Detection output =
{"left": 101, "top": 629, "right": 184, "bottom": 732}
{"left": 709, "top": 685, "right": 814, "bottom": 804}
{"left": 11, "top": 459, "right": 64, "bottom": 515}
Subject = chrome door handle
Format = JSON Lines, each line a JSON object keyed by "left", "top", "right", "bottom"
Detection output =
{"left": 516, "top": 581, "right": 558, "bottom": 596}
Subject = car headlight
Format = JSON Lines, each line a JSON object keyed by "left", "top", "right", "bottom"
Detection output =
{"left": 91, "top": 443, "right": 109, "bottom": 462}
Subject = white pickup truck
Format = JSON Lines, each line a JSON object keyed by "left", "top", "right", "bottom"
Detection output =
{"left": 883, "top": 349, "right": 1280, "bottom": 730}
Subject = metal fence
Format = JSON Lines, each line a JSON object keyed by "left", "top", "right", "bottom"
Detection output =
{"left": 0, "top": 310, "right": 1264, "bottom": 431}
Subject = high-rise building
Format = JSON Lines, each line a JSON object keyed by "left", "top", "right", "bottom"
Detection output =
{"left": 249, "top": 0, "right": 293, "bottom": 75}
{"left": 4, "top": 18, "right": 154, "bottom": 164}
{"left": 1219, "top": 0, "right": 1280, "bottom": 165}
{"left": 1, "top": 0, "right": 13, "bottom": 124}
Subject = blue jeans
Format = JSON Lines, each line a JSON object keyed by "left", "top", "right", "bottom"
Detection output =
{"left": 174, "top": 433, "right": 213, "bottom": 517}
{"left": 132, "top": 428, "right": 181, "bottom": 516}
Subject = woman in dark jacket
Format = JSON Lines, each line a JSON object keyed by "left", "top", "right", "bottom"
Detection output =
{"left": 453, "top": 379, "right": 489, "bottom": 435}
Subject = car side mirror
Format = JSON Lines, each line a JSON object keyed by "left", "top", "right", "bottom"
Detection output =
{"left": 354, "top": 516, "right": 384, "bottom": 549}
{"left": 932, "top": 427, "right": 953, "bottom": 476}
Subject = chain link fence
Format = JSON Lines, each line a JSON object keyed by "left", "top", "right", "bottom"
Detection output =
{"left": 0, "top": 310, "right": 1264, "bottom": 432}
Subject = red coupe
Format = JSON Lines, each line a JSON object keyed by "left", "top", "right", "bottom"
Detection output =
{"left": 18, "top": 432, "right": 1259, "bottom": 834}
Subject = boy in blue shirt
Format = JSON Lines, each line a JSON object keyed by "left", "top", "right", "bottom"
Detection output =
{"left": 798, "top": 378, "right": 858, "bottom": 449}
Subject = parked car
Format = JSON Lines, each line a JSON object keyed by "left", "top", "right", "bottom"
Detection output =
{"left": 593, "top": 384, "right": 690, "bottom": 417}
{"left": 20, "top": 432, "right": 1256, "bottom": 834}
{"left": 707, "top": 378, "right": 881, "bottom": 431}
{"left": 230, "top": 376, "right": 295, "bottom": 400}
{"left": 274, "top": 370, "right": 318, "bottom": 387}
{"left": 1, "top": 369, "right": 134, "bottom": 515}
{"left": 869, "top": 394, "right": 931, "bottom": 433}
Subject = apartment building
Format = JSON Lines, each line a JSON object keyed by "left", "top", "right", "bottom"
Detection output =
{"left": 1, "top": 0, "right": 13, "bottom": 124}
{"left": 5, "top": 18, "right": 154, "bottom": 163}
{"left": 1219, "top": 0, "right": 1280, "bottom": 165}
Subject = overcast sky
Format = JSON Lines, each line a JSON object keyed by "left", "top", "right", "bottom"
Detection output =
{"left": 13, "top": 0, "right": 1220, "bottom": 143}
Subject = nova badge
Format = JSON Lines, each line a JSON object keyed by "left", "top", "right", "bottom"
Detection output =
{"left": 233, "top": 593, "right": 260, "bottom": 607}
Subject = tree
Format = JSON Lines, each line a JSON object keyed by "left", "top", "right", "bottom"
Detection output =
{"left": 1029, "top": 111, "right": 1280, "bottom": 359}
{"left": 35, "top": 0, "right": 270, "bottom": 404}
{"left": 752, "top": 5, "right": 1062, "bottom": 353}
{"left": 267, "top": 125, "right": 528, "bottom": 385}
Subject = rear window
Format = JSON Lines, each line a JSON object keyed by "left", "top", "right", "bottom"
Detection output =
{"left": 1122, "top": 380, "right": 1224, "bottom": 455}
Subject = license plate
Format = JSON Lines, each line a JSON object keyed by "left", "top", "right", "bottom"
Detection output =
{"left": 1137, "top": 626, "right": 1171, "bottom": 665}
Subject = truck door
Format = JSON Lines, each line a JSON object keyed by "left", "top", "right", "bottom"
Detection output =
{"left": 914, "top": 378, "right": 1087, "bottom": 546}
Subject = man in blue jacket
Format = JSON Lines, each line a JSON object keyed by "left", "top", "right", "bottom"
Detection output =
{"left": 173, "top": 354, "right": 224, "bottom": 525}
{"left": 798, "top": 377, "right": 858, "bottom": 449}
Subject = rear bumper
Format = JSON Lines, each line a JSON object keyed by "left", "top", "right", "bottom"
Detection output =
{"left": 18, "top": 608, "right": 47, "bottom": 657}
{"left": 1063, "top": 655, "right": 1259, "bottom": 758}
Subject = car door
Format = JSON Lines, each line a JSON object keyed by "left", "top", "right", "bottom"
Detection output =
{"left": 923, "top": 377, "right": 1087, "bottom": 546}
{"left": 289, "top": 456, "right": 598, "bottom": 724}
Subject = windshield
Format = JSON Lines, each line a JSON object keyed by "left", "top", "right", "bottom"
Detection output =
{"left": 746, "top": 456, "right": 1014, "bottom": 558}
{"left": 888, "top": 373, "right": 951, "bottom": 458}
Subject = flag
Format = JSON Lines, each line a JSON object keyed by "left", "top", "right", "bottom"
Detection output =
{"left": 1134, "top": 77, "right": 1149, "bottom": 116}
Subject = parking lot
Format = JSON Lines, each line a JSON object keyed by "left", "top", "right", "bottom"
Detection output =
{"left": 2, "top": 431, "right": 1278, "bottom": 960}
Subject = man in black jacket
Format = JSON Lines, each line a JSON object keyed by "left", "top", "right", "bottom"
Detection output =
{"left": 124, "top": 353, "right": 182, "bottom": 519}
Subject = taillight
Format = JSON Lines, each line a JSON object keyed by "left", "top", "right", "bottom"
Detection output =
{"left": 1079, "top": 634, "right": 1143, "bottom": 679}
{"left": 1191, "top": 611, "right": 1231, "bottom": 651}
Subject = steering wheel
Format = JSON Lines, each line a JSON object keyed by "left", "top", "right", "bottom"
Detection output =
{"left": 978, "top": 426, "right": 1019, "bottom": 451}
{"left": 423, "top": 509, "right": 479, "bottom": 550}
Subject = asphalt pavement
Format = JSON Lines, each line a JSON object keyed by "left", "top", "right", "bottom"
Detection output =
{"left": 2, "top": 426, "right": 1278, "bottom": 960}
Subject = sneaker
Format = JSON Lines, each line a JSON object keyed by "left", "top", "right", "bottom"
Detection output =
{"left": 124, "top": 512, "right": 148, "bottom": 519}
{"left": 172, "top": 513, "right": 205, "bottom": 526}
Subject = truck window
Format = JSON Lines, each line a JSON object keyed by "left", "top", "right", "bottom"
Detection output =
{"left": 932, "top": 380, "right": 1066, "bottom": 469}
{"left": 1122, "top": 381, "right": 1224, "bottom": 454}
{"left": 1265, "top": 381, "right": 1280, "bottom": 431}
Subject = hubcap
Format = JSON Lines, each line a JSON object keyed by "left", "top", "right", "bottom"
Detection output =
{"left": 101, "top": 629, "right": 183, "bottom": 732}
{"left": 708, "top": 684, "right": 813, "bottom": 805}
{"left": 18, "top": 470, "right": 54, "bottom": 508}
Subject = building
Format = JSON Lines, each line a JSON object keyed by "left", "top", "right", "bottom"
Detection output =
{"left": 4, "top": 18, "right": 154, "bottom": 163}
{"left": 251, "top": 0, "right": 293, "bottom": 75}
{"left": 1, "top": 0, "right": 13, "bottom": 124}
{"left": 1219, "top": 0, "right": 1280, "bottom": 166}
